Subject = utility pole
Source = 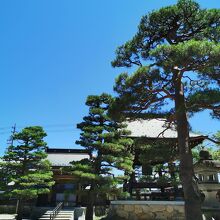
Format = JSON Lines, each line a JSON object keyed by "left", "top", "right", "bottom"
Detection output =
{"left": 6, "top": 124, "right": 18, "bottom": 214}
{"left": 7, "top": 124, "right": 16, "bottom": 146}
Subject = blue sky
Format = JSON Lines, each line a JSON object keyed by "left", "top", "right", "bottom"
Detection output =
{"left": 0, "top": 0, "right": 219, "bottom": 155}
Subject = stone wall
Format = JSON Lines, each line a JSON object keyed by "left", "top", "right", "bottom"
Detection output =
{"left": 109, "top": 201, "right": 185, "bottom": 220}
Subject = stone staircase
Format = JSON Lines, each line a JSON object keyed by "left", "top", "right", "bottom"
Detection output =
{"left": 38, "top": 210, "right": 74, "bottom": 220}
{"left": 0, "top": 214, "right": 17, "bottom": 220}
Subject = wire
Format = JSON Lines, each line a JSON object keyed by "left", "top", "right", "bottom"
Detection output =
{"left": 0, "top": 123, "right": 74, "bottom": 130}
{"left": 0, "top": 127, "right": 12, "bottom": 131}
{"left": 0, "top": 128, "right": 79, "bottom": 135}
{"left": 0, "top": 123, "right": 74, "bottom": 131}
{"left": 45, "top": 129, "right": 78, "bottom": 133}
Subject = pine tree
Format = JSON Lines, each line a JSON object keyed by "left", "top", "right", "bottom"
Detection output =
{"left": 72, "top": 94, "right": 133, "bottom": 220}
{"left": 111, "top": 1, "right": 220, "bottom": 219}
{"left": 1, "top": 126, "right": 54, "bottom": 220}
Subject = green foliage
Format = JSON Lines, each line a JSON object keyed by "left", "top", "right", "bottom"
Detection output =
{"left": 212, "top": 150, "right": 220, "bottom": 160}
{"left": 187, "top": 89, "right": 220, "bottom": 119}
{"left": 214, "top": 131, "right": 220, "bottom": 144}
{"left": 1, "top": 126, "right": 54, "bottom": 200}
{"left": 192, "top": 132, "right": 220, "bottom": 163}
{"left": 139, "top": 164, "right": 180, "bottom": 187}
{"left": 109, "top": 67, "right": 171, "bottom": 120}
{"left": 192, "top": 146, "right": 220, "bottom": 162}
{"left": 111, "top": 0, "right": 220, "bottom": 120}
{"left": 73, "top": 93, "right": 134, "bottom": 201}
{"left": 112, "top": 0, "right": 220, "bottom": 68}
{"left": 109, "top": 2, "right": 220, "bottom": 140}
{"left": 111, "top": 1, "right": 220, "bottom": 218}
{"left": 138, "top": 141, "right": 178, "bottom": 164}
{"left": 150, "top": 40, "right": 220, "bottom": 73}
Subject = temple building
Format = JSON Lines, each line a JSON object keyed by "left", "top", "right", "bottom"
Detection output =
{"left": 123, "top": 118, "right": 207, "bottom": 200}
{"left": 37, "top": 148, "right": 90, "bottom": 206}
{"left": 38, "top": 118, "right": 208, "bottom": 205}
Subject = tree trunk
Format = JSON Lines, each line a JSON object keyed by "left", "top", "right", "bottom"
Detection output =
{"left": 85, "top": 187, "right": 95, "bottom": 220}
{"left": 86, "top": 204, "right": 94, "bottom": 220}
{"left": 86, "top": 198, "right": 94, "bottom": 220}
{"left": 174, "top": 73, "right": 203, "bottom": 220}
{"left": 16, "top": 199, "right": 24, "bottom": 220}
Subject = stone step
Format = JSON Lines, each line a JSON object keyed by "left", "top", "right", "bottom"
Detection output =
{"left": 39, "top": 217, "right": 72, "bottom": 220}
{"left": 46, "top": 210, "right": 73, "bottom": 213}
{"left": 42, "top": 216, "right": 73, "bottom": 217}
{"left": 39, "top": 216, "right": 73, "bottom": 220}
{"left": 0, "top": 216, "right": 16, "bottom": 220}
{"left": 42, "top": 215, "right": 73, "bottom": 218}
{"left": 43, "top": 213, "right": 73, "bottom": 216}
{"left": 39, "top": 208, "right": 74, "bottom": 220}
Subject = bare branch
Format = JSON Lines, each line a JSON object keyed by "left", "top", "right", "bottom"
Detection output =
{"left": 205, "top": 137, "right": 220, "bottom": 145}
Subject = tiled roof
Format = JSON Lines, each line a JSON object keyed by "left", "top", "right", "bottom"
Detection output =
{"left": 125, "top": 118, "right": 204, "bottom": 139}
{"left": 47, "top": 152, "right": 89, "bottom": 166}
{"left": 46, "top": 148, "right": 89, "bottom": 154}
{"left": 46, "top": 119, "right": 206, "bottom": 166}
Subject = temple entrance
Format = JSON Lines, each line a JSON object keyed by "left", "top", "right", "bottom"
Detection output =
{"left": 55, "top": 183, "right": 76, "bottom": 206}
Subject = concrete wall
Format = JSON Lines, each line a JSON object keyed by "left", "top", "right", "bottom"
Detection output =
{"left": 74, "top": 207, "right": 86, "bottom": 220}
{"left": 109, "top": 201, "right": 185, "bottom": 220}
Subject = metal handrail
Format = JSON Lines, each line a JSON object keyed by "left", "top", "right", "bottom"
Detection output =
{"left": 50, "top": 202, "right": 63, "bottom": 220}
